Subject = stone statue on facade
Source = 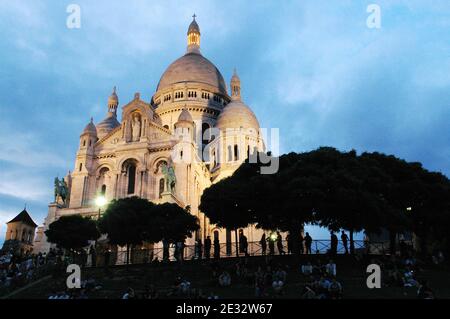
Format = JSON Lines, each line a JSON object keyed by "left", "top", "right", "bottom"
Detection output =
{"left": 131, "top": 113, "right": 141, "bottom": 142}
{"left": 161, "top": 163, "right": 176, "bottom": 193}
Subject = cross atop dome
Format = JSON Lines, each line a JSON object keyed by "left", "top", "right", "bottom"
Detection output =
{"left": 187, "top": 15, "right": 201, "bottom": 54}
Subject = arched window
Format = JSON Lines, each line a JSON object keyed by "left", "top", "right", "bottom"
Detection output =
{"left": 159, "top": 178, "right": 165, "bottom": 198}
{"left": 101, "top": 184, "right": 107, "bottom": 195}
{"left": 228, "top": 145, "right": 233, "bottom": 162}
{"left": 82, "top": 140, "right": 86, "bottom": 147}
{"left": 214, "top": 230, "right": 219, "bottom": 241}
{"left": 127, "top": 165, "right": 136, "bottom": 194}
{"left": 123, "top": 159, "right": 138, "bottom": 195}
{"left": 79, "top": 163, "right": 83, "bottom": 172}
{"left": 234, "top": 145, "right": 239, "bottom": 161}
{"left": 202, "top": 123, "right": 210, "bottom": 144}
{"left": 163, "top": 125, "right": 169, "bottom": 130}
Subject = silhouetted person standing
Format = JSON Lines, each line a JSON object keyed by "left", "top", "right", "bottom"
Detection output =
{"left": 268, "top": 235, "right": 275, "bottom": 255}
{"left": 298, "top": 233, "right": 304, "bottom": 254}
{"left": 197, "top": 239, "right": 203, "bottom": 260}
{"left": 104, "top": 248, "right": 111, "bottom": 268}
{"left": 330, "top": 232, "right": 338, "bottom": 255}
{"left": 287, "top": 233, "right": 294, "bottom": 254}
{"left": 89, "top": 245, "right": 96, "bottom": 267}
{"left": 341, "top": 231, "right": 349, "bottom": 254}
{"left": 241, "top": 234, "right": 249, "bottom": 256}
{"left": 276, "top": 232, "right": 285, "bottom": 255}
{"left": 304, "top": 232, "right": 312, "bottom": 254}
{"left": 214, "top": 237, "right": 220, "bottom": 259}
{"left": 162, "top": 238, "right": 169, "bottom": 262}
{"left": 260, "top": 234, "right": 267, "bottom": 255}
{"left": 204, "top": 236, "right": 211, "bottom": 260}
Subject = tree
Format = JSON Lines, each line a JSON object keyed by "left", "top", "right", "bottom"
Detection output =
{"left": 98, "top": 197, "right": 199, "bottom": 264}
{"left": 98, "top": 197, "right": 156, "bottom": 264}
{"left": 200, "top": 175, "right": 256, "bottom": 256}
{"left": 200, "top": 147, "right": 450, "bottom": 257}
{"left": 315, "top": 148, "right": 388, "bottom": 254}
{"left": 45, "top": 215, "right": 100, "bottom": 259}
{"left": 148, "top": 203, "right": 199, "bottom": 243}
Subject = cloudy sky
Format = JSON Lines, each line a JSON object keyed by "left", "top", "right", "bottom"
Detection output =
{"left": 0, "top": 0, "right": 449, "bottom": 244}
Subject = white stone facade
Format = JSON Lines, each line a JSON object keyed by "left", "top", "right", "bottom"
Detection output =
{"left": 34, "top": 17, "right": 265, "bottom": 254}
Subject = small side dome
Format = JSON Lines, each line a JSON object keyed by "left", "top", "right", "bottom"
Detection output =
{"left": 215, "top": 101, "right": 259, "bottom": 132}
{"left": 97, "top": 115, "right": 120, "bottom": 139}
{"left": 216, "top": 70, "right": 259, "bottom": 132}
{"left": 82, "top": 118, "right": 97, "bottom": 135}
{"left": 177, "top": 108, "right": 193, "bottom": 123}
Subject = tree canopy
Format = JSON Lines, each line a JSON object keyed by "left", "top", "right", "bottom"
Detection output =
{"left": 200, "top": 147, "right": 450, "bottom": 255}
{"left": 98, "top": 197, "right": 199, "bottom": 247}
{"left": 45, "top": 214, "right": 100, "bottom": 252}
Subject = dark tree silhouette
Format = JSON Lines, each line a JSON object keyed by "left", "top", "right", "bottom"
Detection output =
{"left": 148, "top": 203, "right": 199, "bottom": 243}
{"left": 45, "top": 214, "right": 100, "bottom": 259}
{"left": 200, "top": 147, "right": 450, "bottom": 256}
{"left": 98, "top": 197, "right": 199, "bottom": 264}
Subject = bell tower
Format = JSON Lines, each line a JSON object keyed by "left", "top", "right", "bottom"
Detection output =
{"left": 230, "top": 68, "right": 241, "bottom": 101}
{"left": 187, "top": 14, "right": 201, "bottom": 54}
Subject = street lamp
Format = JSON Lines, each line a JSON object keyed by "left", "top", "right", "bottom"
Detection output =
{"left": 270, "top": 232, "right": 278, "bottom": 242}
{"left": 95, "top": 195, "right": 107, "bottom": 219}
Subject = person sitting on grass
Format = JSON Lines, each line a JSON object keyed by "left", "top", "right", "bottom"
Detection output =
{"left": 328, "top": 277, "right": 343, "bottom": 299}
{"left": 274, "top": 267, "right": 287, "bottom": 283}
{"left": 264, "top": 266, "right": 273, "bottom": 288}
{"left": 316, "top": 276, "right": 332, "bottom": 299}
{"left": 122, "top": 287, "right": 136, "bottom": 299}
{"left": 402, "top": 266, "right": 418, "bottom": 287}
{"left": 219, "top": 271, "right": 231, "bottom": 287}
{"left": 325, "top": 260, "right": 337, "bottom": 277}
{"left": 179, "top": 279, "right": 191, "bottom": 295}
{"left": 255, "top": 272, "right": 266, "bottom": 298}
{"left": 272, "top": 278, "right": 284, "bottom": 296}
{"left": 417, "top": 280, "right": 435, "bottom": 299}
{"left": 432, "top": 251, "right": 445, "bottom": 265}
{"left": 208, "top": 292, "right": 219, "bottom": 299}
{"left": 301, "top": 262, "right": 313, "bottom": 275}
{"left": 312, "top": 260, "right": 325, "bottom": 280}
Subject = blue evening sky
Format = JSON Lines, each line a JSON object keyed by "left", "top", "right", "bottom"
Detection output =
{"left": 0, "top": 0, "right": 449, "bottom": 244}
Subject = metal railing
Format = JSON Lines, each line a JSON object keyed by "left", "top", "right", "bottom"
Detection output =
{"left": 94, "top": 240, "right": 389, "bottom": 266}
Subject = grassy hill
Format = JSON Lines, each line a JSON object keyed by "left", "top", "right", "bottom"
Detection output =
{"left": 9, "top": 255, "right": 450, "bottom": 299}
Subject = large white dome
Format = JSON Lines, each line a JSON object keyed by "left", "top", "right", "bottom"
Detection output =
{"left": 156, "top": 52, "right": 227, "bottom": 95}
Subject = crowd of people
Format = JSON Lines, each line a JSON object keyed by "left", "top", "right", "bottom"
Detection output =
{"left": 0, "top": 248, "right": 60, "bottom": 292}
{"left": 1, "top": 232, "right": 446, "bottom": 299}
{"left": 299, "top": 259, "right": 343, "bottom": 299}
{"left": 114, "top": 256, "right": 342, "bottom": 299}
{"left": 159, "top": 231, "right": 352, "bottom": 263}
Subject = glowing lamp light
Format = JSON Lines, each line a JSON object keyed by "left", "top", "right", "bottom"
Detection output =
{"left": 270, "top": 233, "right": 278, "bottom": 241}
{"left": 95, "top": 196, "right": 107, "bottom": 208}
{"left": 406, "top": 207, "right": 412, "bottom": 212}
